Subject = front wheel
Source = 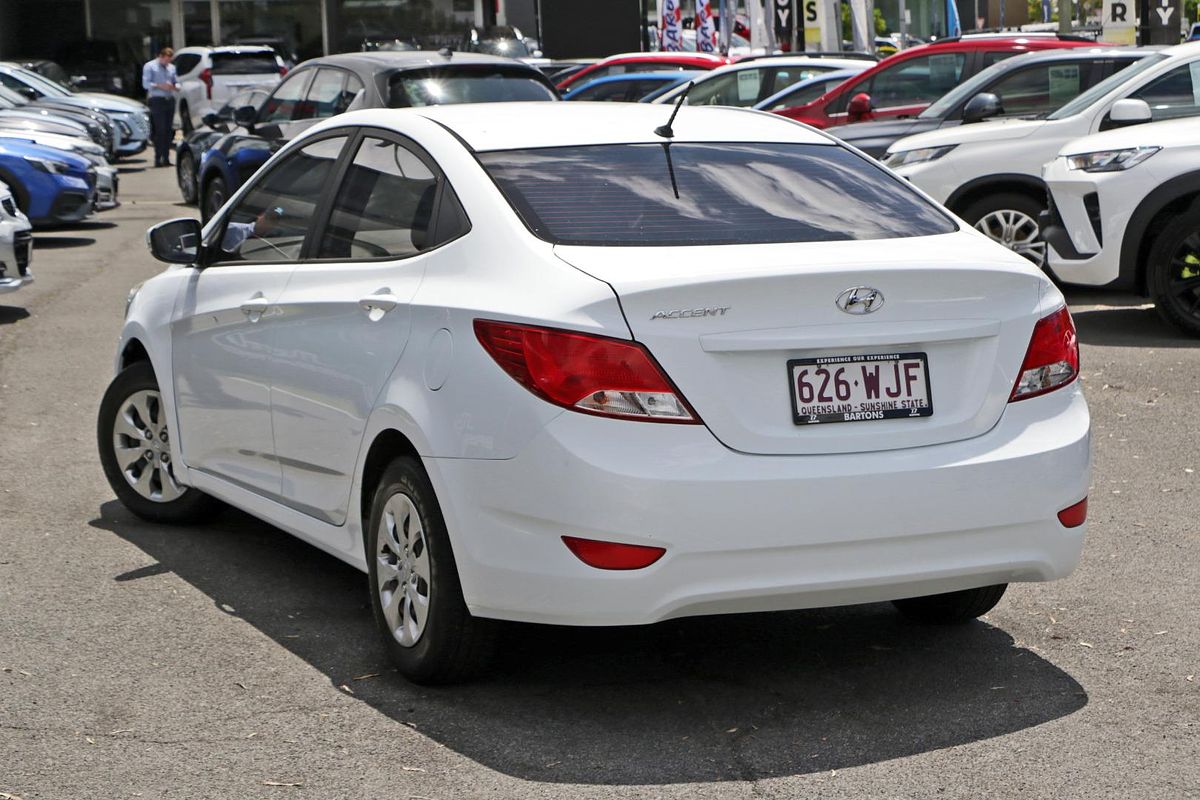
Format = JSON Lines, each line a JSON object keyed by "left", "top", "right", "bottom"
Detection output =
{"left": 97, "top": 361, "right": 220, "bottom": 523}
{"left": 179, "top": 102, "right": 193, "bottom": 135}
{"left": 893, "top": 584, "right": 1007, "bottom": 624}
{"left": 960, "top": 192, "right": 1047, "bottom": 268}
{"left": 177, "top": 150, "right": 197, "bottom": 204}
{"left": 1146, "top": 211, "right": 1200, "bottom": 337}
{"left": 201, "top": 175, "right": 227, "bottom": 223}
{"left": 366, "top": 457, "right": 496, "bottom": 684}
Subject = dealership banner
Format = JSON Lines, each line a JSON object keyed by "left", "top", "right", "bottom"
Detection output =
{"left": 696, "top": 0, "right": 718, "bottom": 52}
{"left": 1101, "top": 0, "right": 1136, "bottom": 44}
{"left": 660, "top": 0, "right": 683, "bottom": 51}
{"left": 803, "top": 0, "right": 840, "bottom": 51}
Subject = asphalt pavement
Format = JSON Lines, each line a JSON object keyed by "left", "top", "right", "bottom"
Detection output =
{"left": 1, "top": 155, "right": 1197, "bottom": 799}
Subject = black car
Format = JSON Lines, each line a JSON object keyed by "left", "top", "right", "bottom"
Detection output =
{"left": 53, "top": 40, "right": 142, "bottom": 97}
{"left": 834, "top": 48, "right": 1151, "bottom": 159}
{"left": 176, "top": 87, "right": 271, "bottom": 205}
{"left": 194, "top": 50, "right": 558, "bottom": 220}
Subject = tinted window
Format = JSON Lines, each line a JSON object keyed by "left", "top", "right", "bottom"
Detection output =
{"left": 570, "top": 81, "right": 636, "bottom": 101}
{"left": 979, "top": 51, "right": 1020, "bottom": 69}
{"left": 763, "top": 77, "right": 841, "bottom": 110}
{"left": 868, "top": 52, "right": 965, "bottom": 108}
{"left": 387, "top": 67, "right": 556, "bottom": 107}
{"left": 260, "top": 71, "right": 312, "bottom": 123}
{"left": 1049, "top": 53, "right": 1167, "bottom": 120}
{"left": 214, "top": 136, "right": 347, "bottom": 263}
{"left": 298, "top": 68, "right": 348, "bottom": 119}
{"left": 211, "top": 53, "right": 279, "bottom": 75}
{"left": 990, "top": 61, "right": 1085, "bottom": 117}
{"left": 1131, "top": 63, "right": 1200, "bottom": 121}
{"left": 173, "top": 54, "right": 201, "bottom": 75}
{"left": 318, "top": 136, "right": 441, "bottom": 259}
{"left": 219, "top": 88, "right": 269, "bottom": 116}
{"left": 480, "top": 142, "right": 955, "bottom": 246}
{"left": 687, "top": 69, "right": 769, "bottom": 106}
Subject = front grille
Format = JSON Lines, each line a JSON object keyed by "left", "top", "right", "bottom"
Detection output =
{"left": 1, "top": 196, "right": 15, "bottom": 216}
{"left": 14, "top": 231, "right": 32, "bottom": 275}
{"left": 1083, "top": 192, "right": 1102, "bottom": 248}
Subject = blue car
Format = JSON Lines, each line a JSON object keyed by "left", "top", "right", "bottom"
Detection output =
{"left": 0, "top": 139, "right": 94, "bottom": 227}
{"left": 564, "top": 71, "right": 702, "bottom": 102}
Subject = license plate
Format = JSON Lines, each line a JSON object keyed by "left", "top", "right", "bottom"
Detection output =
{"left": 788, "top": 352, "right": 933, "bottom": 425}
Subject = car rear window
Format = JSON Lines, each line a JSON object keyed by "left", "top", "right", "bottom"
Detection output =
{"left": 211, "top": 53, "right": 279, "bottom": 75}
{"left": 387, "top": 67, "right": 556, "bottom": 107}
{"left": 479, "top": 142, "right": 956, "bottom": 246}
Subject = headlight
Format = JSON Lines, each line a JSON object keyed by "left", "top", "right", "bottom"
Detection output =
{"left": 883, "top": 145, "right": 957, "bottom": 168}
{"left": 22, "top": 155, "right": 69, "bottom": 174}
{"left": 1065, "top": 146, "right": 1160, "bottom": 173}
{"left": 116, "top": 119, "right": 132, "bottom": 136}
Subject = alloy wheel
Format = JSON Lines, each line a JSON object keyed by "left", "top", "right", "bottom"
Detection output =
{"left": 1163, "top": 231, "right": 1200, "bottom": 322}
{"left": 376, "top": 493, "right": 431, "bottom": 647}
{"left": 178, "top": 154, "right": 195, "bottom": 203}
{"left": 974, "top": 209, "right": 1047, "bottom": 267}
{"left": 111, "top": 389, "right": 183, "bottom": 503}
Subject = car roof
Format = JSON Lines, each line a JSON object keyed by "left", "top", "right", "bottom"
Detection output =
{"left": 177, "top": 45, "right": 277, "bottom": 55}
{"left": 405, "top": 102, "right": 830, "bottom": 151}
{"left": 571, "top": 70, "right": 702, "bottom": 86}
{"left": 591, "top": 52, "right": 727, "bottom": 66}
{"left": 980, "top": 46, "right": 1157, "bottom": 65}
{"left": 296, "top": 50, "right": 536, "bottom": 71}
{"left": 705, "top": 56, "right": 872, "bottom": 73}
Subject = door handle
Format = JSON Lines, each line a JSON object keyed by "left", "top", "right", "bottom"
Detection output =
{"left": 359, "top": 292, "right": 400, "bottom": 319}
{"left": 240, "top": 296, "right": 269, "bottom": 322}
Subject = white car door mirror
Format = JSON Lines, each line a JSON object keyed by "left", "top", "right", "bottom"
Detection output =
{"left": 146, "top": 217, "right": 202, "bottom": 264}
{"left": 1108, "top": 98, "right": 1152, "bottom": 127}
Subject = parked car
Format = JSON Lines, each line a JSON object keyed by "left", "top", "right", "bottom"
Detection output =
{"left": 103, "top": 102, "right": 1089, "bottom": 684}
{"left": 172, "top": 46, "right": 286, "bottom": 134}
{"left": 835, "top": 48, "right": 1150, "bottom": 158}
{"left": 53, "top": 39, "right": 142, "bottom": 96}
{"left": 1042, "top": 116, "right": 1200, "bottom": 335}
{"left": 535, "top": 60, "right": 599, "bottom": 82}
{"left": 650, "top": 56, "right": 874, "bottom": 108}
{"left": 556, "top": 52, "right": 728, "bottom": 92}
{"left": 0, "top": 63, "right": 149, "bottom": 157}
{"left": 0, "top": 138, "right": 95, "bottom": 227}
{"left": 771, "top": 33, "right": 1105, "bottom": 129}
{"left": 887, "top": 41, "right": 1200, "bottom": 266}
{"left": 754, "top": 68, "right": 872, "bottom": 113}
{"left": 176, "top": 87, "right": 271, "bottom": 205}
{"left": 194, "top": 51, "right": 558, "bottom": 221}
{"left": 0, "top": 180, "right": 32, "bottom": 295}
{"left": 0, "top": 128, "right": 118, "bottom": 210}
{"left": 563, "top": 71, "right": 701, "bottom": 102}
{"left": 461, "top": 26, "right": 532, "bottom": 58}
{"left": 0, "top": 84, "right": 117, "bottom": 159}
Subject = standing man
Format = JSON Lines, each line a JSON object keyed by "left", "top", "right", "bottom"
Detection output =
{"left": 142, "top": 47, "right": 179, "bottom": 168}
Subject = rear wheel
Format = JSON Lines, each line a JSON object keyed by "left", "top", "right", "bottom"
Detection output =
{"left": 179, "top": 101, "right": 193, "bottom": 135}
{"left": 366, "top": 457, "right": 496, "bottom": 684}
{"left": 97, "top": 361, "right": 220, "bottom": 524}
{"left": 960, "top": 192, "right": 1047, "bottom": 268}
{"left": 1146, "top": 211, "right": 1200, "bottom": 337}
{"left": 177, "top": 150, "right": 197, "bottom": 204}
{"left": 893, "top": 584, "right": 1007, "bottom": 624}
{"left": 201, "top": 175, "right": 227, "bottom": 223}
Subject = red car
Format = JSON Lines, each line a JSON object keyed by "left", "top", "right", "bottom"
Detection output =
{"left": 556, "top": 52, "right": 728, "bottom": 91}
{"left": 774, "top": 33, "right": 1105, "bottom": 129}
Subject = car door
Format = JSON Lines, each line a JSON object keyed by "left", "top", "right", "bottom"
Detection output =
{"left": 269, "top": 130, "right": 469, "bottom": 525}
{"left": 171, "top": 133, "right": 350, "bottom": 499}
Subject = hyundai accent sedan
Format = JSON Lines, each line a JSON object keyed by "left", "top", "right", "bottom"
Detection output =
{"left": 99, "top": 103, "right": 1090, "bottom": 684}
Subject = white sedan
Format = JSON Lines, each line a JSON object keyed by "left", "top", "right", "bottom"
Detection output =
{"left": 99, "top": 103, "right": 1090, "bottom": 683}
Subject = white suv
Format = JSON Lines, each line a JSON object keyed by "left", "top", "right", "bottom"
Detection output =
{"left": 1043, "top": 116, "right": 1200, "bottom": 336}
{"left": 0, "top": 180, "right": 32, "bottom": 294}
{"left": 173, "top": 46, "right": 283, "bottom": 134}
{"left": 886, "top": 41, "right": 1200, "bottom": 266}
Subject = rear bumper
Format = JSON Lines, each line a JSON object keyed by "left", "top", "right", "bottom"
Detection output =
{"left": 427, "top": 385, "right": 1090, "bottom": 626}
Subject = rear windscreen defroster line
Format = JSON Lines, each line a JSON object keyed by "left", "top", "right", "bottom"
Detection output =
{"left": 479, "top": 142, "right": 957, "bottom": 247}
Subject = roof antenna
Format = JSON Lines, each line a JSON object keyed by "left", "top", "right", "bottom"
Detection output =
{"left": 655, "top": 82, "right": 693, "bottom": 139}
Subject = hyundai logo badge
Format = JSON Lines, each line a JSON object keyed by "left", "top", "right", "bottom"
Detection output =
{"left": 835, "top": 286, "right": 884, "bottom": 315}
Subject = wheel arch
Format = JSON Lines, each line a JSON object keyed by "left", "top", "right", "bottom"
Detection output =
{"left": 1119, "top": 170, "right": 1200, "bottom": 295}
{"left": 119, "top": 337, "right": 151, "bottom": 371}
{"left": 944, "top": 174, "right": 1047, "bottom": 217}
{"left": 358, "top": 428, "right": 423, "bottom": 534}
{"left": 0, "top": 167, "right": 30, "bottom": 214}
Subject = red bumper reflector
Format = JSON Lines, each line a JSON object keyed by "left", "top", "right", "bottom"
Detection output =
{"left": 1057, "top": 497, "right": 1088, "bottom": 528}
{"left": 562, "top": 536, "right": 666, "bottom": 570}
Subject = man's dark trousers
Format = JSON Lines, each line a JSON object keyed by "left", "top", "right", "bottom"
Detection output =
{"left": 148, "top": 96, "right": 174, "bottom": 165}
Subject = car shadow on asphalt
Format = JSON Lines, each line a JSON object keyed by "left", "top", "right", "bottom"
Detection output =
{"left": 91, "top": 501, "right": 1088, "bottom": 785}
{"left": 0, "top": 305, "right": 31, "bottom": 325}
{"left": 1072, "top": 306, "right": 1198, "bottom": 348}
{"left": 32, "top": 236, "right": 96, "bottom": 249}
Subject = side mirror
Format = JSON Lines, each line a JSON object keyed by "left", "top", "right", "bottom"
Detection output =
{"left": 202, "top": 112, "right": 223, "bottom": 128}
{"left": 962, "top": 92, "right": 1004, "bottom": 124}
{"left": 146, "top": 217, "right": 202, "bottom": 265}
{"left": 1107, "top": 98, "right": 1152, "bottom": 128}
{"left": 847, "top": 92, "right": 875, "bottom": 122}
{"left": 232, "top": 104, "right": 258, "bottom": 129}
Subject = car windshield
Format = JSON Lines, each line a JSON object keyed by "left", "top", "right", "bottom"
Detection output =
{"left": 387, "top": 67, "right": 556, "bottom": 107}
{"left": 1048, "top": 53, "right": 1168, "bottom": 120}
{"left": 211, "top": 53, "right": 279, "bottom": 74}
{"left": 8, "top": 66, "right": 70, "bottom": 97}
{"left": 480, "top": 142, "right": 956, "bottom": 246}
{"left": 0, "top": 85, "right": 29, "bottom": 106}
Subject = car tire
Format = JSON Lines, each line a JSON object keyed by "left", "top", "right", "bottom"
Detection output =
{"left": 179, "top": 102, "right": 193, "bottom": 135}
{"left": 892, "top": 584, "right": 1007, "bottom": 624}
{"left": 177, "top": 150, "right": 197, "bottom": 205}
{"left": 1146, "top": 210, "right": 1200, "bottom": 337}
{"left": 959, "top": 192, "right": 1047, "bottom": 268}
{"left": 201, "top": 175, "right": 227, "bottom": 223}
{"left": 366, "top": 457, "right": 496, "bottom": 684}
{"left": 97, "top": 360, "right": 221, "bottom": 524}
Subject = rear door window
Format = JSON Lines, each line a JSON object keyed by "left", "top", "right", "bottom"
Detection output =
{"left": 297, "top": 68, "right": 347, "bottom": 120}
{"left": 480, "top": 142, "right": 955, "bottom": 246}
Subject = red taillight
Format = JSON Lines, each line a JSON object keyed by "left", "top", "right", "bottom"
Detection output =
{"left": 562, "top": 536, "right": 666, "bottom": 570}
{"left": 1058, "top": 497, "right": 1088, "bottom": 528}
{"left": 279, "top": 66, "right": 288, "bottom": 76}
{"left": 1010, "top": 305, "right": 1079, "bottom": 402}
{"left": 199, "top": 68, "right": 213, "bottom": 100}
{"left": 474, "top": 320, "right": 700, "bottom": 423}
